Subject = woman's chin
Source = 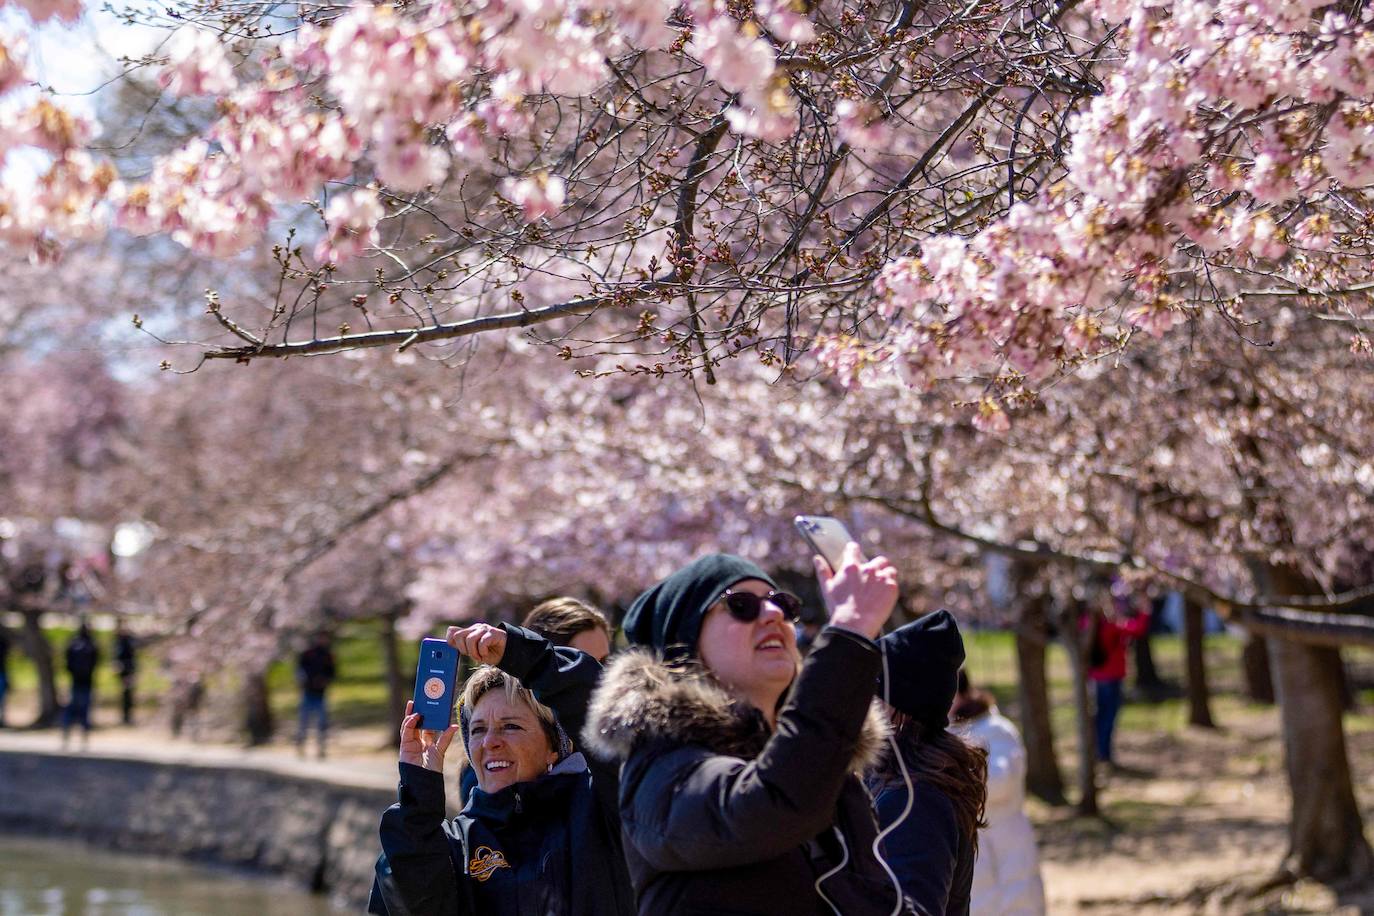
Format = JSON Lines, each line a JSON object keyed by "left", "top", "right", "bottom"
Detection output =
{"left": 753, "top": 652, "right": 799, "bottom": 680}
{"left": 477, "top": 769, "right": 518, "bottom": 793}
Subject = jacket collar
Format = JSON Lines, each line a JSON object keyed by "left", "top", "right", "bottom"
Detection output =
{"left": 583, "top": 649, "right": 889, "bottom": 774}
{"left": 462, "top": 753, "right": 589, "bottom": 824}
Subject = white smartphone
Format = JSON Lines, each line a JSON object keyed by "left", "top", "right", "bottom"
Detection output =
{"left": 794, "top": 515, "right": 859, "bottom": 571}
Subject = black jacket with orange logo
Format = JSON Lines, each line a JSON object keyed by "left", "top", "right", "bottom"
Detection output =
{"left": 371, "top": 627, "right": 634, "bottom": 916}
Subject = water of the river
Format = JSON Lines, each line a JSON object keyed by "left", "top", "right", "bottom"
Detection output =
{"left": 0, "top": 835, "right": 347, "bottom": 915}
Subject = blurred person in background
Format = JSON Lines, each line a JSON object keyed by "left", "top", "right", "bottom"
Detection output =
{"left": 950, "top": 670, "right": 1046, "bottom": 916}
{"left": 296, "top": 632, "right": 337, "bottom": 759}
{"left": 114, "top": 618, "right": 138, "bottom": 726}
{"left": 868, "top": 610, "right": 987, "bottom": 916}
{"left": 1084, "top": 590, "right": 1151, "bottom": 767}
{"left": 0, "top": 625, "right": 10, "bottom": 728}
{"left": 585, "top": 547, "right": 911, "bottom": 915}
{"left": 522, "top": 597, "right": 613, "bottom": 663}
{"left": 61, "top": 619, "right": 99, "bottom": 748}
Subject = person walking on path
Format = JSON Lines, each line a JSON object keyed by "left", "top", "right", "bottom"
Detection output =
{"left": 868, "top": 611, "right": 987, "bottom": 916}
{"left": 62, "top": 620, "right": 99, "bottom": 748}
{"left": 0, "top": 627, "right": 10, "bottom": 728}
{"left": 1083, "top": 595, "right": 1151, "bottom": 766}
{"left": 950, "top": 671, "right": 1046, "bottom": 916}
{"left": 296, "top": 632, "right": 336, "bottom": 759}
{"left": 584, "top": 546, "right": 913, "bottom": 916}
{"left": 114, "top": 619, "right": 138, "bottom": 726}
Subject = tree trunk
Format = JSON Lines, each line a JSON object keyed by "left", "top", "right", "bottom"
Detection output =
{"left": 1183, "top": 599, "right": 1216, "bottom": 728}
{"left": 1015, "top": 595, "right": 1066, "bottom": 804}
{"left": 19, "top": 609, "right": 59, "bottom": 727}
{"left": 1268, "top": 636, "right": 1374, "bottom": 882}
{"left": 381, "top": 610, "right": 406, "bottom": 747}
{"left": 1058, "top": 603, "right": 1098, "bottom": 817}
{"left": 1338, "top": 657, "right": 1358, "bottom": 712}
{"left": 242, "top": 671, "right": 274, "bottom": 746}
{"left": 1132, "top": 629, "right": 1169, "bottom": 700}
{"left": 1242, "top": 631, "right": 1275, "bottom": 704}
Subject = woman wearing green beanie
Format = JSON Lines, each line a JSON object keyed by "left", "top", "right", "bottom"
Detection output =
{"left": 584, "top": 544, "right": 914, "bottom": 916}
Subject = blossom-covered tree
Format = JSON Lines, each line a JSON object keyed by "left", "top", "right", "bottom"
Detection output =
{"left": 0, "top": 0, "right": 1365, "bottom": 403}
{"left": 3, "top": 0, "right": 1374, "bottom": 889}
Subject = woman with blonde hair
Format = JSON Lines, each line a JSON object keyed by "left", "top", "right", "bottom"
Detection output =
{"left": 371, "top": 622, "right": 633, "bottom": 916}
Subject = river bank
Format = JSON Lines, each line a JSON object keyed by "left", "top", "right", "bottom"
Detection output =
{"left": 0, "top": 730, "right": 396, "bottom": 910}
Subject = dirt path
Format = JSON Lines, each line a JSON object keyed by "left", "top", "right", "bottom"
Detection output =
{"left": 1034, "top": 709, "right": 1374, "bottom": 914}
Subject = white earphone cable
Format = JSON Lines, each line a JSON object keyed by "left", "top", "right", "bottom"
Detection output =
{"left": 872, "top": 639, "right": 914, "bottom": 916}
{"left": 815, "top": 640, "right": 912, "bottom": 916}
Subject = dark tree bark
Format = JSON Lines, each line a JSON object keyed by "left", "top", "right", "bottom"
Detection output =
{"left": 1015, "top": 594, "right": 1067, "bottom": 804}
{"left": 242, "top": 670, "right": 274, "bottom": 746}
{"left": 381, "top": 608, "right": 407, "bottom": 747}
{"left": 19, "top": 609, "right": 59, "bottom": 727}
{"left": 1242, "top": 631, "right": 1275, "bottom": 704}
{"left": 1269, "top": 636, "right": 1374, "bottom": 882}
{"left": 1183, "top": 599, "right": 1216, "bottom": 728}
{"left": 1058, "top": 602, "right": 1098, "bottom": 817}
{"left": 1338, "top": 658, "right": 1358, "bottom": 712}
{"left": 1262, "top": 565, "right": 1373, "bottom": 884}
{"left": 1132, "top": 632, "right": 1169, "bottom": 700}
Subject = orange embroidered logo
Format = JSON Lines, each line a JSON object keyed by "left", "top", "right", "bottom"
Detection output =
{"left": 468, "top": 846, "right": 510, "bottom": 882}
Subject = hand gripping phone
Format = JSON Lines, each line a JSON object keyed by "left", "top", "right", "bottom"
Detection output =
{"left": 794, "top": 515, "right": 859, "bottom": 571}
{"left": 412, "top": 638, "right": 460, "bottom": 731}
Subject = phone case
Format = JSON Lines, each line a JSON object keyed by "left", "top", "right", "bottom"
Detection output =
{"left": 412, "top": 638, "right": 460, "bottom": 731}
{"left": 794, "top": 515, "right": 855, "bottom": 570}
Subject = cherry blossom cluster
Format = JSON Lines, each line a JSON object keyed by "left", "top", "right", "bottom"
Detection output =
{"left": 843, "top": 0, "right": 1374, "bottom": 425}
{"left": 0, "top": 0, "right": 832, "bottom": 265}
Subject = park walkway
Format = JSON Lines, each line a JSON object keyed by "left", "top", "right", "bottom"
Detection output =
{"left": 0, "top": 724, "right": 398, "bottom": 791}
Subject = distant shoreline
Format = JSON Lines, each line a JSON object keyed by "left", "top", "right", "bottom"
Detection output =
{"left": 0, "top": 748, "right": 392, "bottom": 909}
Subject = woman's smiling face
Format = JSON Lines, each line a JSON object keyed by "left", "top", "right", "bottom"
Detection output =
{"left": 467, "top": 690, "right": 558, "bottom": 793}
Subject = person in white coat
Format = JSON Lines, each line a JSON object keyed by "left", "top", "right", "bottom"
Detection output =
{"left": 949, "top": 671, "right": 1046, "bottom": 916}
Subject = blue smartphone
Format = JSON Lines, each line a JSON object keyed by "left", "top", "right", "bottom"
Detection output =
{"left": 412, "top": 638, "right": 460, "bottom": 731}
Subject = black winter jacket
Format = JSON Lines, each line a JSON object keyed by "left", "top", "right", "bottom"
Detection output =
{"left": 584, "top": 626, "right": 912, "bottom": 916}
{"left": 870, "top": 776, "right": 975, "bottom": 916}
{"left": 371, "top": 625, "right": 634, "bottom": 916}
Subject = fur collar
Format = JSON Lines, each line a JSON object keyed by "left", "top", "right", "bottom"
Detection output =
{"left": 583, "top": 648, "right": 890, "bottom": 775}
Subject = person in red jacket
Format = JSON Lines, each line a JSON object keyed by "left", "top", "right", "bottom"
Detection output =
{"left": 1084, "top": 595, "right": 1150, "bottom": 766}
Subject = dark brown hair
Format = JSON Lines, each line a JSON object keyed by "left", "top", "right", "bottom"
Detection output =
{"left": 879, "top": 712, "right": 988, "bottom": 854}
{"left": 950, "top": 668, "right": 994, "bottom": 722}
{"left": 522, "top": 597, "right": 611, "bottom": 646}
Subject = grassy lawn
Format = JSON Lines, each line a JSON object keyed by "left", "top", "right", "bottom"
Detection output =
{"left": 2, "top": 618, "right": 418, "bottom": 731}
{"left": 6, "top": 618, "right": 1373, "bottom": 749}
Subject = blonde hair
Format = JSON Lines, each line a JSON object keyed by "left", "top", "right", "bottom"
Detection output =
{"left": 459, "top": 666, "right": 560, "bottom": 760}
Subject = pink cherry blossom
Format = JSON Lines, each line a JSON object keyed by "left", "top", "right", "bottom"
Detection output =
{"left": 0, "top": 33, "right": 28, "bottom": 95}
{"left": 9, "top": 0, "right": 81, "bottom": 23}
{"left": 159, "top": 26, "right": 238, "bottom": 96}
{"left": 502, "top": 173, "right": 566, "bottom": 222}
{"left": 314, "top": 187, "right": 385, "bottom": 264}
{"left": 687, "top": 17, "right": 776, "bottom": 94}
{"left": 835, "top": 99, "right": 892, "bottom": 149}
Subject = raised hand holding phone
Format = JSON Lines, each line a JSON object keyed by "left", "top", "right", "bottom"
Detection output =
{"left": 446, "top": 623, "right": 507, "bottom": 665}
{"left": 815, "top": 541, "right": 900, "bottom": 640}
{"left": 399, "top": 699, "right": 461, "bottom": 772}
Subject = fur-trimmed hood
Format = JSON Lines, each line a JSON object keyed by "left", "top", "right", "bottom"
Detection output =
{"left": 583, "top": 648, "right": 890, "bottom": 774}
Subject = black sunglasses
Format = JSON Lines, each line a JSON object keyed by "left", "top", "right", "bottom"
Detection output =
{"left": 719, "top": 589, "right": 803, "bottom": 623}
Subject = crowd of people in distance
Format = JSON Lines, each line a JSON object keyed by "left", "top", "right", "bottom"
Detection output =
{"left": 369, "top": 543, "right": 1053, "bottom": 916}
